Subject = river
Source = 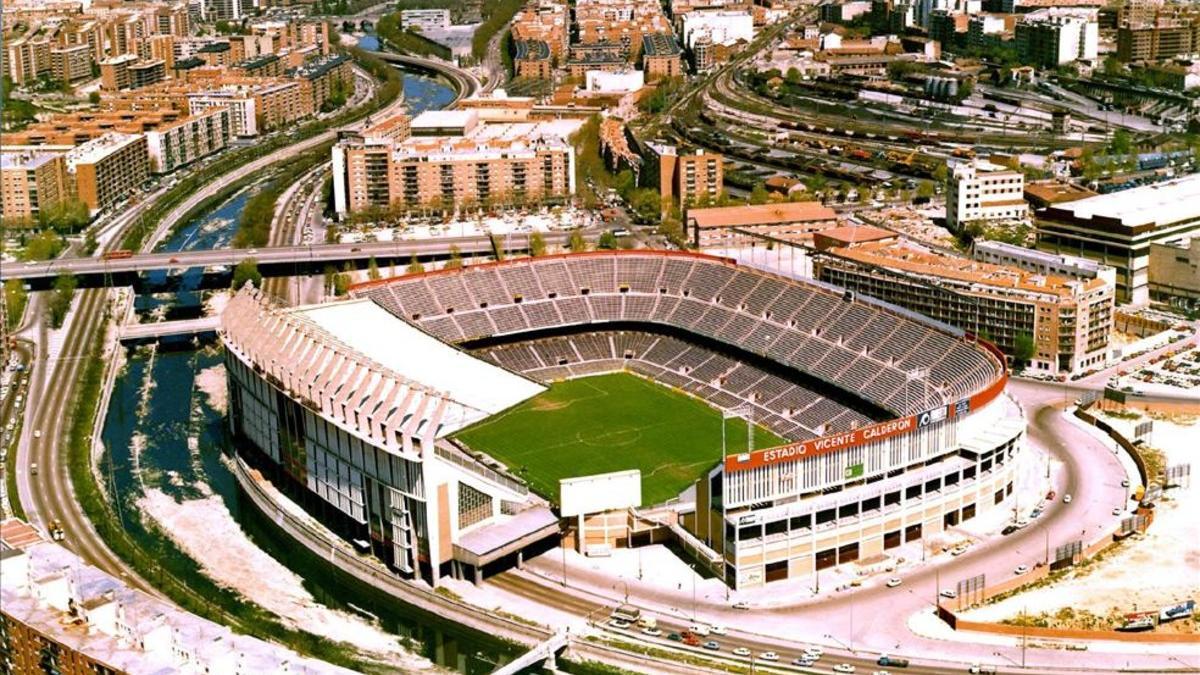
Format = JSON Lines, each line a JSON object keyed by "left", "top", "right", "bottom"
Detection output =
{"left": 100, "top": 61, "right": 527, "bottom": 673}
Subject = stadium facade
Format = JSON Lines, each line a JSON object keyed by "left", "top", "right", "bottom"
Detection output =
{"left": 222, "top": 251, "right": 1022, "bottom": 589}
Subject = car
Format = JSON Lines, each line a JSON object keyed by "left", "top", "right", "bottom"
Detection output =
{"left": 760, "top": 651, "right": 779, "bottom": 661}
{"left": 1014, "top": 564, "right": 1030, "bottom": 575}
{"left": 793, "top": 657, "right": 816, "bottom": 667}
{"left": 732, "top": 600, "right": 751, "bottom": 610}
{"left": 834, "top": 664, "right": 857, "bottom": 673}
{"left": 667, "top": 632, "right": 682, "bottom": 642}
{"left": 804, "top": 646, "right": 824, "bottom": 658}
{"left": 1063, "top": 494, "right": 1072, "bottom": 503}
{"left": 709, "top": 625, "right": 727, "bottom": 636}
{"left": 874, "top": 671, "right": 891, "bottom": 675}
{"left": 1046, "top": 490, "right": 1056, "bottom": 500}
{"left": 33, "top": 429, "right": 41, "bottom": 438}
{"left": 950, "top": 546, "right": 967, "bottom": 556}
{"left": 1001, "top": 525, "right": 1018, "bottom": 536}
{"left": 608, "top": 619, "right": 631, "bottom": 629}
{"left": 1029, "top": 508, "right": 1043, "bottom": 519}
{"left": 641, "top": 627, "right": 662, "bottom": 637}
{"left": 247, "top": 249, "right": 258, "bottom": 255}
{"left": 682, "top": 635, "right": 701, "bottom": 647}
{"left": 168, "top": 257, "right": 180, "bottom": 264}
{"left": 688, "top": 624, "right": 711, "bottom": 636}
{"left": 886, "top": 577, "right": 903, "bottom": 588}
{"left": 940, "top": 589, "right": 958, "bottom": 599}
{"left": 732, "top": 647, "right": 751, "bottom": 657}
{"left": 702, "top": 640, "right": 721, "bottom": 651}
{"left": 1121, "top": 479, "right": 1130, "bottom": 488}
{"left": 30, "top": 463, "right": 38, "bottom": 475}
{"left": 1015, "top": 519, "right": 1029, "bottom": 529}
{"left": 1112, "top": 507, "right": 1123, "bottom": 516}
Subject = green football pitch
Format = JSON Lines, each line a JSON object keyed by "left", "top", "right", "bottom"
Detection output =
{"left": 453, "top": 372, "right": 788, "bottom": 506}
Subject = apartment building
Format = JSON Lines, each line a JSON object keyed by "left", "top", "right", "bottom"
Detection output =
{"left": 512, "top": 0, "right": 570, "bottom": 58}
{"left": 332, "top": 111, "right": 577, "bottom": 217}
{"left": 973, "top": 240, "right": 1117, "bottom": 289}
{"left": 814, "top": 227, "right": 1113, "bottom": 375}
{"left": 129, "top": 57, "right": 166, "bottom": 88}
{"left": 99, "top": 53, "right": 137, "bottom": 89}
{"left": 575, "top": 0, "right": 673, "bottom": 61}
{"left": 946, "top": 158, "right": 1027, "bottom": 230}
{"left": 4, "top": 31, "right": 53, "bottom": 84}
{"left": 1014, "top": 8, "right": 1098, "bottom": 67}
{"left": 187, "top": 91, "right": 259, "bottom": 136}
{"left": 288, "top": 53, "right": 353, "bottom": 112}
{"left": 144, "top": 107, "right": 231, "bottom": 173}
{"left": 642, "top": 32, "right": 684, "bottom": 81}
{"left": 514, "top": 40, "right": 554, "bottom": 79}
{"left": 50, "top": 44, "right": 93, "bottom": 83}
{"left": 1035, "top": 173, "right": 1200, "bottom": 304}
{"left": 231, "top": 53, "right": 283, "bottom": 78}
{"left": 681, "top": 10, "right": 756, "bottom": 50}
{"left": 0, "top": 151, "right": 70, "bottom": 223}
{"left": 1117, "top": 18, "right": 1200, "bottom": 61}
{"left": 65, "top": 133, "right": 149, "bottom": 213}
{"left": 640, "top": 141, "right": 724, "bottom": 206}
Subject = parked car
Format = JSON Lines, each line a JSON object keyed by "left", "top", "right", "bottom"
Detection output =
{"left": 940, "top": 589, "right": 958, "bottom": 599}
{"left": 1014, "top": 564, "right": 1030, "bottom": 575}
{"left": 886, "top": 577, "right": 903, "bottom": 588}
{"left": 1063, "top": 494, "right": 1072, "bottom": 503}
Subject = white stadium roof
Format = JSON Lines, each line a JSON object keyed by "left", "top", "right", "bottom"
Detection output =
{"left": 297, "top": 299, "right": 545, "bottom": 423}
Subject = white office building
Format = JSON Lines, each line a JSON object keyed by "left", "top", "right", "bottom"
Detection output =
{"left": 1015, "top": 8, "right": 1098, "bottom": 68}
{"left": 681, "top": 10, "right": 754, "bottom": 49}
{"left": 946, "top": 158, "right": 1028, "bottom": 230}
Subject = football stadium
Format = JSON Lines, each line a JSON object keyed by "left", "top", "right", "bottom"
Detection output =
{"left": 221, "top": 250, "right": 1023, "bottom": 588}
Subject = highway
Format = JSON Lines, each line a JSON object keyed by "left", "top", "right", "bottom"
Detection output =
{"left": 3, "top": 232, "right": 584, "bottom": 286}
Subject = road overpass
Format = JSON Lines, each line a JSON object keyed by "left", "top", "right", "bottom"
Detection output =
{"left": 117, "top": 316, "right": 221, "bottom": 342}
{"left": 367, "top": 51, "right": 480, "bottom": 101}
{"left": 2, "top": 231, "right": 587, "bottom": 289}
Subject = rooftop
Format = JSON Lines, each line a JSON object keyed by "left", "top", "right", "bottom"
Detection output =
{"left": 1042, "top": 173, "right": 1200, "bottom": 230}
{"left": 688, "top": 202, "right": 838, "bottom": 229}
{"left": 1024, "top": 180, "right": 1096, "bottom": 206}
{"left": 824, "top": 239, "right": 1107, "bottom": 298}
{"left": 642, "top": 32, "right": 682, "bottom": 56}
{"left": 0, "top": 151, "right": 60, "bottom": 171}
{"left": 65, "top": 133, "right": 143, "bottom": 166}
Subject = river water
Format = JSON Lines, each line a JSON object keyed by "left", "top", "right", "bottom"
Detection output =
{"left": 101, "top": 63, "right": 527, "bottom": 673}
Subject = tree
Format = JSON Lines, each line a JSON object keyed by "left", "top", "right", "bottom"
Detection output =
{"left": 1012, "top": 332, "right": 1036, "bottom": 371}
{"left": 231, "top": 258, "right": 262, "bottom": 289}
{"left": 406, "top": 254, "right": 424, "bottom": 274}
{"left": 529, "top": 230, "right": 547, "bottom": 257}
{"left": 749, "top": 183, "right": 770, "bottom": 205}
{"left": 629, "top": 189, "right": 661, "bottom": 224}
{"left": 933, "top": 163, "right": 949, "bottom": 184}
{"left": 367, "top": 256, "right": 381, "bottom": 280}
{"left": 83, "top": 228, "right": 98, "bottom": 255}
{"left": 21, "top": 231, "right": 64, "bottom": 261}
{"left": 916, "top": 180, "right": 936, "bottom": 200}
{"left": 445, "top": 245, "right": 463, "bottom": 270}
{"left": 38, "top": 198, "right": 90, "bottom": 233}
{"left": 569, "top": 228, "right": 587, "bottom": 252}
{"left": 47, "top": 273, "right": 77, "bottom": 329}
{"left": 3, "top": 279, "right": 28, "bottom": 330}
{"left": 88, "top": 91, "right": 100, "bottom": 105}
{"left": 1110, "top": 129, "right": 1134, "bottom": 157}
{"left": 785, "top": 67, "right": 802, "bottom": 85}
{"left": 598, "top": 230, "right": 618, "bottom": 250}
{"left": 1102, "top": 55, "right": 1123, "bottom": 77}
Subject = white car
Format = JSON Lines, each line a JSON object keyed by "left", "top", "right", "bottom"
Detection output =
{"left": 608, "top": 619, "right": 631, "bottom": 629}
{"left": 1112, "top": 507, "right": 1123, "bottom": 516}
{"left": 1014, "top": 564, "right": 1030, "bottom": 575}
{"left": 950, "top": 545, "right": 968, "bottom": 556}
{"left": 33, "top": 429, "right": 41, "bottom": 438}
{"left": 940, "top": 589, "right": 958, "bottom": 599}
{"left": 709, "top": 625, "right": 727, "bottom": 636}
{"left": 732, "top": 600, "right": 751, "bottom": 610}
{"left": 641, "top": 627, "right": 662, "bottom": 637}
{"left": 804, "top": 646, "right": 824, "bottom": 658}
{"left": 886, "top": 577, "right": 903, "bottom": 588}
{"left": 833, "top": 664, "right": 857, "bottom": 673}
{"left": 732, "top": 647, "right": 751, "bottom": 657}
{"left": 760, "top": 651, "right": 779, "bottom": 661}
{"left": 1120, "top": 479, "right": 1130, "bottom": 488}
{"left": 1063, "top": 494, "right": 1072, "bottom": 503}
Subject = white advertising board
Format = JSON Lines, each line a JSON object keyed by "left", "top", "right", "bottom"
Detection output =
{"left": 559, "top": 469, "right": 642, "bottom": 517}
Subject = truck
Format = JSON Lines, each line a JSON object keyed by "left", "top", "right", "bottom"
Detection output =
{"left": 611, "top": 605, "right": 641, "bottom": 623}
{"left": 102, "top": 249, "right": 134, "bottom": 260}
{"left": 878, "top": 654, "right": 910, "bottom": 667}
{"left": 636, "top": 615, "right": 657, "bottom": 630}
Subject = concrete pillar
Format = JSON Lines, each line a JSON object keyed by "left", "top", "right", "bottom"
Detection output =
{"left": 473, "top": 565, "right": 481, "bottom": 587}
{"left": 516, "top": 550, "right": 524, "bottom": 569}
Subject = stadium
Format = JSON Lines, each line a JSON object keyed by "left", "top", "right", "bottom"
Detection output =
{"left": 221, "top": 250, "right": 1023, "bottom": 589}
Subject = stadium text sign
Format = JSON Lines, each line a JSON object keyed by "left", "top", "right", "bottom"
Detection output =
{"left": 726, "top": 415, "right": 916, "bottom": 472}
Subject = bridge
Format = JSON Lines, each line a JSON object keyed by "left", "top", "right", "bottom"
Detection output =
{"left": 367, "top": 51, "right": 480, "bottom": 101}
{"left": 492, "top": 630, "right": 569, "bottom": 675}
{"left": 2, "top": 231, "right": 588, "bottom": 289}
{"left": 118, "top": 316, "right": 221, "bottom": 342}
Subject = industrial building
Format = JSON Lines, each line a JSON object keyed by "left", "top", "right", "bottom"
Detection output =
{"left": 1035, "top": 174, "right": 1200, "bottom": 305}
{"left": 946, "top": 158, "right": 1028, "bottom": 231}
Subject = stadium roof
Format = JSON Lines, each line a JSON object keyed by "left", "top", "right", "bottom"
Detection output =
{"left": 297, "top": 300, "right": 545, "bottom": 425}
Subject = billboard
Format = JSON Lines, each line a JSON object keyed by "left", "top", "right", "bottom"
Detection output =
{"left": 559, "top": 469, "right": 641, "bottom": 517}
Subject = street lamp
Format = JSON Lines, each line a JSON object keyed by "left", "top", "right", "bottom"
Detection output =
{"left": 615, "top": 580, "right": 629, "bottom": 605}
